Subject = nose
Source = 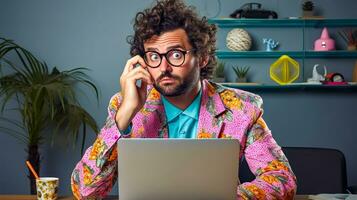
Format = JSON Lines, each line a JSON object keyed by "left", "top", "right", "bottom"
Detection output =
{"left": 159, "top": 56, "right": 173, "bottom": 73}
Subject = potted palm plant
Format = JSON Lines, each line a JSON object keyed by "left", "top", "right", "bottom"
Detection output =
{"left": 233, "top": 66, "right": 250, "bottom": 83}
{"left": 0, "top": 38, "right": 99, "bottom": 194}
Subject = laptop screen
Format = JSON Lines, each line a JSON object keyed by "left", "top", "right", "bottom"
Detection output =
{"left": 118, "top": 138, "right": 240, "bottom": 200}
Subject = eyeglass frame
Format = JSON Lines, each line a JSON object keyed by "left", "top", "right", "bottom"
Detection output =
{"left": 143, "top": 49, "right": 195, "bottom": 68}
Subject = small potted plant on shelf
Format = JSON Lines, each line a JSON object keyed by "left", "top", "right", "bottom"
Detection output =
{"left": 302, "top": 0, "right": 314, "bottom": 17}
{"left": 338, "top": 29, "right": 357, "bottom": 51}
{"left": 213, "top": 61, "right": 226, "bottom": 83}
{"left": 233, "top": 66, "right": 250, "bottom": 83}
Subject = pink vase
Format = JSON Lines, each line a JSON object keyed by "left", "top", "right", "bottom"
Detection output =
{"left": 314, "top": 27, "right": 335, "bottom": 51}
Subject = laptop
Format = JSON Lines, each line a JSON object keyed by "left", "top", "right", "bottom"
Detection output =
{"left": 117, "top": 138, "right": 240, "bottom": 200}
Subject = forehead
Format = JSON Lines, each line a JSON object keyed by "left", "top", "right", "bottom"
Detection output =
{"left": 144, "top": 28, "right": 192, "bottom": 51}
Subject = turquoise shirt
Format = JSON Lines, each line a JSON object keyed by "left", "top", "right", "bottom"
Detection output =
{"left": 162, "top": 89, "right": 202, "bottom": 138}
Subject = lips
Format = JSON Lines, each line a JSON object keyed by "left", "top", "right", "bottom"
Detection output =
{"left": 160, "top": 77, "right": 175, "bottom": 84}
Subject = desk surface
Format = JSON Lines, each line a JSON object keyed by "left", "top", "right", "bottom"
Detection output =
{"left": 0, "top": 196, "right": 72, "bottom": 200}
{"left": 0, "top": 195, "right": 310, "bottom": 200}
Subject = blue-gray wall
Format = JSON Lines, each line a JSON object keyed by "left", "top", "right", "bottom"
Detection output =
{"left": 0, "top": 0, "right": 356, "bottom": 195}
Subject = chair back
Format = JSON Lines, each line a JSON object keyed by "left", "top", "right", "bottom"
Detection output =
{"left": 239, "top": 147, "right": 347, "bottom": 194}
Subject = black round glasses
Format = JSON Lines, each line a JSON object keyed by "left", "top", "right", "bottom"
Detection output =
{"left": 143, "top": 49, "right": 194, "bottom": 68}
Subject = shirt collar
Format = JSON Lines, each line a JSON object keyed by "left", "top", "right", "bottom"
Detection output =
{"left": 162, "top": 96, "right": 181, "bottom": 122}
{"left": 162, "top": 89, "right": 202, "bottom": 122}
{"left": 183, "top": 89, "right": 202, "bottom": 120}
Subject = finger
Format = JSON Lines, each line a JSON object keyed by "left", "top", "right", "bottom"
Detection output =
{"left": 134, "top": 59, "right": 148, "bottom": 69}
{"left": 137, "top": 66, "right": 154, "bottom": 84}
{"left": 126, "top": 68, "right": 153, "bottom": 85}
{"left": 126, "top": 66, "right": 153, "bottom": 84}
{"left": 120, "top": 66, "right": 152, "bottom": 90}
{"left": 122, "top": 55, "right": 147, "bottom": 75}
{"left": 121, "top": 71, "right": 149, "bottom": 97}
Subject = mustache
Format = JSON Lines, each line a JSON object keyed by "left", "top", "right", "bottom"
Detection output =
{"left": 156, "top": 71, "right": 180, "bottom": 82}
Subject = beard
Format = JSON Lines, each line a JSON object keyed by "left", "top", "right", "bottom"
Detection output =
{"left": 153, "top": 68, "right": 200, "bottom": 97}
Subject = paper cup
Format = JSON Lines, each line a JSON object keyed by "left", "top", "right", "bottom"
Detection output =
{"left": 36, "top": 177, "right": 59, "bottom": 200}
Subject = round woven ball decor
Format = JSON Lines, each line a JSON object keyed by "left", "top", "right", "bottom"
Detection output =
{"left": 226, "top": 28, "right": 252, "bottom": 51}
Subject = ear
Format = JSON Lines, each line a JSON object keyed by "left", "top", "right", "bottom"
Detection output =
{"left": 199, "top": 55, "right": 209, "bottom": 69}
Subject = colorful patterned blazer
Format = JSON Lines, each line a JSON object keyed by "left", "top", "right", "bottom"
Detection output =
{"left": 71, "top": 79, "right": 297, "bottom": 199}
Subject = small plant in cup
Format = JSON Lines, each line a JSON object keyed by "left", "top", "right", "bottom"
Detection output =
{"left": 302, "top": 0, "right": 314, "bottom": 17}
{"left": 233, "top": 66, "right": 250, "bottom": 82}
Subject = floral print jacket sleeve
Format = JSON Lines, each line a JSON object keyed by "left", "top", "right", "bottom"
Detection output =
{"left": 236, "top": 115, "right": 297, "bottom": 199}
{"left": 70, "top": 94, "right": 124, "bottom": 199}
{"left": 71, "top": 80, "right": 297, "bottom": 199}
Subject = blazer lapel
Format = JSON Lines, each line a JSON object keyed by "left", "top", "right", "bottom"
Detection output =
{"left": 197, "top": 80, "right": 227, "bottom": 138}
{"left": 139, "top": 86, "right": 169, "bottom": 138}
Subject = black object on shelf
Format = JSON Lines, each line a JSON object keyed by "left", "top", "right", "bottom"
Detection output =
{"left": 230, "top": 3, "right": 278, "bottom": 19}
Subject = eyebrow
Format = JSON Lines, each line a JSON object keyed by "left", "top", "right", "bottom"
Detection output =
{"left": 145, "top": 44, "right": 185, "bottom": 52}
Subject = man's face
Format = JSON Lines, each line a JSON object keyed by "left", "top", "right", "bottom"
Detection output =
{"left": 143, "top": 28, "right": 201, "bottom": 97}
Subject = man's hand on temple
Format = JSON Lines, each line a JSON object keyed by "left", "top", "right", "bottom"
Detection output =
{"left": 116, "top": 55, "right": 153, "bottom": 131}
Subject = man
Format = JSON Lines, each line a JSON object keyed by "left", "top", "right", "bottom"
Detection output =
{"left": 71, "top": 0, "right": 297, "bottom": 199}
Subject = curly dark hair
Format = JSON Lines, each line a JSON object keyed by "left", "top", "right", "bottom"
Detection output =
{"left": 127, "top": 0, "right": 217, "bottom": 79}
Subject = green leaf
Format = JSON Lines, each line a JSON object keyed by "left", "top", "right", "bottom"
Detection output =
{"left": 225, "top": 111, "right": 233, "bottom": 122}
{"left": 233, "top": 66, "right": 250, "bottom": 78}
{"left": 0, "top": 126, "right": 28, "bottom": 144}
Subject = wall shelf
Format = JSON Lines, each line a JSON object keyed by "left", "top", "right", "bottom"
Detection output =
{"left": 215, "top": 50, "right": 357, "bottom": 59}
{"left": 220, "top": 83, "right": 357, "bottom": 91}
{"left": 208, "top": 18, "right": 357, "bottom": 28}
{"left": 210, "top": 18, "right": 357, "bottom": 91}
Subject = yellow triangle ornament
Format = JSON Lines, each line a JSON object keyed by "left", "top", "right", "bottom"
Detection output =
{"left": 270, "top": 55, "right": 300, "bottom": 85}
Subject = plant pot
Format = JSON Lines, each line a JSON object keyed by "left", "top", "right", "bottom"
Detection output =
{"left": 347, "top": 44, "right": 356, "bottom": 51}
{"left": 236, "top": 77, "right": 247, "bottom": 83}
{"left": 302, "top": 10, "right": 314, "bottom": 17}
